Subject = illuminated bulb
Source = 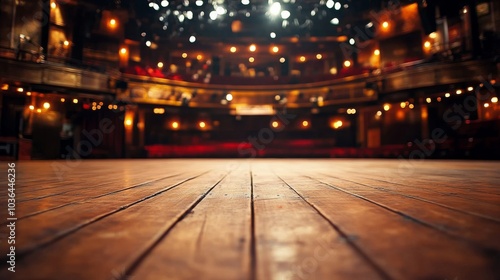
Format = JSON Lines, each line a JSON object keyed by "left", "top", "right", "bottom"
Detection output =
{"left": 157, "top": 62, "right": 164, "bottom": 68}
{"left": 376, "top": 111, "right": 383, "bottom": 117}
{"left": 73, "top": 98, "right": 78, "bottom": 104}
{"left": 374, "top": 49, "right": 380, "bottom": 56}
{"left": 37, "top": 109, "right": 42, "bottom": 113}
{"left": 445, "top": 93, "right": 451, "bottom": 98}
{"left": 409, "top": 104, "right": 415, "bottom": 109}
{"left": 196, "top": 54, "right": 202, "bottom": 60}
{"left": 125, "top": 119, "right": 133, "bottom": 126}
{"left": 299, "top": 56, "right": 306, "bottom": 62}
{"left": 171, "top": 122, "right": 179, "bottom": 129}
{"left": 484, "top": 103, "right": 490, "bottom": 108}
{"left": 272, "top": 46, "right": 279, "bottom": 53}
{"left": 51, "top": 2, "right": 57, "bottom": 9}
{"left": 189, "top": 36, "right": 196, "bottom": 43}
{"left": 456, "top": 89, "right": 462, "bottom": 95}
{"left": 271, "top": 121, "right": 279, "bottom": 128}
{"left": 230, "top": 46, "right": 237, "bottom": 53}
{"left": 270, "top": 2, "right": 281, "bottom": 16}
{"left": 63, "top": 40, "right": 69, "bottom": 47}
{"left": 424, "top": 41, "right": 431, "bottom": 49}
{"left": 343, "top": 60, "right": 351, "bottom": 67}
{"left": 467, "top": 86, "right": 474, "bottom": 92}
{"left": 400, "top": 102, "right": 407, "bottom": 109}
{"left": 249, "top": 57, "right": 255, "bottom": 63}
{"left": 279, "top": 57, "right": 285, "bottom": 63}
{"left": 26, "top": 92, "right": 32, "bottom": 96}
{"left": 332, "top": 120, "right": 343, "bottom": 129}
{"left": 120, "top": 48, "right": 127, "bottom": 54}
{"left": 383, "top": 103, "right": 391, "bottom": 111}
{"left": 43, "top": 102, "right": 50, "bottom": 109}
{"left": 109, "top": 19, "right": 117, "bottom": 27}
{"left": 335, "top": 2, "right": 341, "bottom": 10}
{"left": 330, "top": 18, "right": 339, "bottom": 25}
{"left": 60, "top": 98, "right": 65, "bottom": 102}
{"left": 302, "top": 121, "right": 309, "bottom": 127}
{"left": 241, "top": 0, "right": 249, "bottom": 5}
{"left": 182, "top": 52, "right": 188, "bottom": 58}
{"left": 426, "top": 98, "right": 432, "bottom": 103}
{"left": 17, "top": 88, "right": 24, "bottom": 93}
{"left": 491, "top": 97, "right": 498, "bottom": 103}
{"left": 281, "top": 10, "right": 290, "bottom": 19}
{"left": 199, "top": 121, "right": 206, "bottom": 128}
{"left": 382, "top": 21, "right": 389, "bottom": 29}
{"left": 225, "top": 93, "right": 233, "bottom": 101}
{"left": 429, "top": 32, "right": 437, "bottom": 39}
{"left": 145, "top": 41, "right": 152, "bottom": 47}
{"left": 316, "top": 54, "right": 322, "bottom": 60}
{"left": 270, "top": 32, "right": 276, "bottom": 38}
{"left": 29, "top": 105, "right": 35, "bottom": 110}
{"left": 249, "top": 44, "right": 256, "bottom": 52}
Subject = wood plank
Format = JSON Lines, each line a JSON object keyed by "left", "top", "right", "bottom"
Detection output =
{"left": 251, "top": 164, "right": 386, "bottom": 280}
{"left": 129, "top": 163, "right": 252, "bottom": 280}
{"left": 0, "top": 168, "right": 228, "bottom": 280}
{"left": 0, "top": 169, "right": 212, "bottom": 260}
{"left": 273, "top": 167, "right": 499, "bottom": 279}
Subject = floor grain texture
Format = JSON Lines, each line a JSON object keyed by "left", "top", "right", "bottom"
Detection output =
{"left": 0, "top": 159, "right": 499, "bottom": 280}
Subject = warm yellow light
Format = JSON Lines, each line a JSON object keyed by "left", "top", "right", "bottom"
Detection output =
{"left": 316, "top": 54, "right": 322, "bottom": 60}
{"left": 456, "top": 89, "right": 462, "bottom": 95}
{"left": 467, "top": 86, "right": 474, "bottom": 92}
{"left": 383, "top": 103, "right": 391, "bottom": 111}
{"left": 50, "top": 2, "right": 57, "bottom": 9}
{"left": 37, "top": 109, "right": 42, "bottom": 113}
{"left": 199, "top": 121, "right": 206, "bottom": 128}
{"left": 374, "top": 49, "right": 380, "bottom": 56}
{"left": 60, "top": 98, "right": 65, "bottom": 102}
{"left": 272, "top": 46, "right": 279, "bottom": 53}
{"left": 409, "top": 104, "right": 415, "bottom": 109}
{"left": 63, "top": 40, "right": 69, "bottom": 47}
{"left": 249, "top": 57, "right": 255, "bottom": 63}
{"left": 445, "top": 93, "right": 451, "bottom": 98}
{"left": 120, "top": 48, "right": 127, "bottom": 54}
{"left": 271, "top": 121, "right": 279, "bottom": 128}
{"left": 17, "top": 88, "right": 24, "bottom": 93}
{"left": 426, "top": 98, "right": 432, "bottom": 103}
{"left": 26, "top": 91, "right": 32, "bottom": 96}
{"left": 1, "top": 84, "right": 8, "bottom": 90}
{"left": 424, "top": 41, "right": 431, "bottom": 49}
{"left": 230, "top": 46, "right": 237, "bottom": 53}
{"left": 125, "top": 119, "right": 133, "bottom": 126}
{"left": 376, "top": 111, "right": 383, "bottom": 117}
{"left": 491, "top": 97, "right": 498, "bottom": 103}
{"left": 484, "top": 103, "right": 490, "bottom": 108}
{"left": 279, "top": 57, "right": 286, "bottom": 63}
{"left": 429, "top": 32, "right": 437, "bottom": 39}
{"left": 343, "top": 60, "right": 351, "bottom": 67}
{"left": 29, "top": 105, "right": 35, "bottom": 110}
{"left": 302, "top": 120, "right": 309, "bottom": 127}
{"left": 157, "top": 62, "right": 164, "bottom": 68}
{"left": 73, "top": 98, "right": 78, "bottom": 104}
{"left": 153, "top": 108, "right": 165, "bottom": 114}
{"left": 382, "top": 21, "right": 389, "bottom": 29}
{"left": 249, "top": 44, "right": 256, "bottom": 52}
{"left": 182, "top": 52, "right": 188, "bottom": 58}
{"left": 109, "top": 19, "right": 117, "bottom": 27}
{"left": 400, "top": 102, "right": 407, "bottom": 109}
{"left": 43, "top": 102, "right": 51, "bottom": 109}
{"left": 332, "top": 120, "right": 343, "bottom": 129}
{"left": 171, "top": 121, "right": 179, "bottom": 129}
{"left": 299, "top": 56, "right": 306, "bottom": 62}
{"left": 196, "top": 54, "right": 203, "bottom": 60}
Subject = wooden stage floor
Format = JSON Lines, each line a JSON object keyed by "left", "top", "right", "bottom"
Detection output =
{"left": 0, "top": 159, "right": 499, "bottom": 280}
